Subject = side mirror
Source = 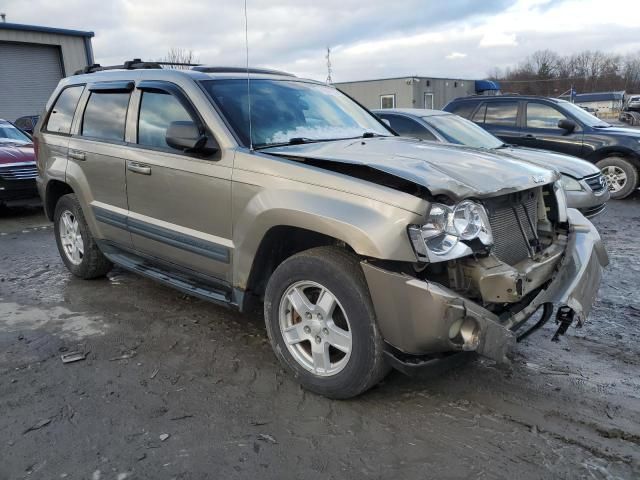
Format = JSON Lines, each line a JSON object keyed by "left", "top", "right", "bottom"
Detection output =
{"left": 166, "top": 121, "right": 216, "bottom": 154}
{"left": 557, "top": 118, "right": 576, "bottom": 134}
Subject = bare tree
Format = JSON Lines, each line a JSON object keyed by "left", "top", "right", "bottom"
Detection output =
{"left": 158, "top": 48, "right": 199, "bottom": 69}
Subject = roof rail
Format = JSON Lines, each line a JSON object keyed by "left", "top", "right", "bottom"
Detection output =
{"left": 74, "top": 59, "right": 202, "bottom": 75}
{"left": 191, "top": 66, "right": 296, "bottom": 77}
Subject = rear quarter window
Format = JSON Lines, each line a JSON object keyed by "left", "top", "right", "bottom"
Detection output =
{"left": 45, "top": 86, "right": 85, "bottom": 134}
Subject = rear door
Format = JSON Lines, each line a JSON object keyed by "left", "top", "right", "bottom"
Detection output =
{"left": 472, "top": 100, "right": 522, "bottom": 145}
{"left": 124, "top": 81, "right": 233, "bottom": 282}
{"left": 522, "top": 101, "right": 583, "bottom": 157}
{"left": 67, "top": 81, "right": 134, "bottom": 249}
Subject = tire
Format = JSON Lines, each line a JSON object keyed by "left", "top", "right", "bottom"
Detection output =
{"left": 597, "top": 156, "right": 639, "bottom": 200}
{"left": 54, "top": 193, "right": 112, "bottom": 279}
{"left": 264, "top": 246, "right": 389, "bottom": 399}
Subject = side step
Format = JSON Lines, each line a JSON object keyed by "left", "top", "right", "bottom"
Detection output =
{"left": 104, "top": 250, "right": 234, "bottom": 308}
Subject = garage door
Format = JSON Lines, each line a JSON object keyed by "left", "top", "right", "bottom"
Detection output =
{"left": 0, "top": 42, "right": 64, "bottom": 121}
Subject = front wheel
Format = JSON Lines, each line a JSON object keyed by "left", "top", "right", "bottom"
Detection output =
{"left": 264, "top": 246, "right": 389, "bottom": 399}
{"left": 597, "top": 156, "right": 639, "bottom": 200}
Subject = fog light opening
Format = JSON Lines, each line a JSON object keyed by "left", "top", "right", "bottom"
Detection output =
{"left": 449, "top": 317, "right": 480, "bottom": 349}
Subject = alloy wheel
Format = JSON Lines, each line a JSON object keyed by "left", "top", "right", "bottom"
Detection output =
{"left": 278, "top": 280, "right": 352, "bottom": 376}
{"left": 59, "top": 210, "right": 84, "bottom": 265}
{"left": 601, "top": 165, "right": 627, "bottom": 193}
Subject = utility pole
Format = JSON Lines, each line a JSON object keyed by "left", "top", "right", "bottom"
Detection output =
{"left": 325, "top": 47, "right": 332, "bottom": 84}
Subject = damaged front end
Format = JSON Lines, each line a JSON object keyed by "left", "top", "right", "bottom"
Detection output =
{"left": 362, "top": 181, "right": 608, "bottom": 368}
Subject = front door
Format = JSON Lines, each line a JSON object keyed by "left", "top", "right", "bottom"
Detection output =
{"left": 124, "top": 82, "right": 233, "bottom": 282}
{"left": 522, "top": 102, "right": 583, "bottom": 157}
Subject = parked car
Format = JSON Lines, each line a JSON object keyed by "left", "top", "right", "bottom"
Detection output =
{"left": 373, "top": 108, "right": 609, "bottom": 218}
{"left": 35, "top": 61, "right": 607, "bottom": 398}
{"left": 443, "top": 95, "right": 640, "bottom": 199}
{"left": 14, "top": 115, "right": 40, "bottom": 135}
{"left": 0, "top": 119, "right": 38, "bottom": 205}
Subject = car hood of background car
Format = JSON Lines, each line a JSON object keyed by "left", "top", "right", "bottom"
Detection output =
{"left": 591, "top": 125, "right": 640, "bottom": 137}
{"left": 264, "top": 136, "right": 558, "bottom": 200}
{"left": 497, "top": 146, "right": 600, "bottom": 178}
{"left": 0, "top": 141, "right": 35, "bottom": 165}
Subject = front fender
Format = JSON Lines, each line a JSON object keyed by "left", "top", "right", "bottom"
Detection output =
{"left": 232, "top": 181, "right": 423, "bottom": 289}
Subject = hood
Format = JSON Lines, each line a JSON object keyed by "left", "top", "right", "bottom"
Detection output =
{"left": 0, "top": 141, "right": 35, "bottom": 166}
{"left": 263, "top": 137, "right": 558, "bottom": 200}
{"left": 591, "top": 125, "right": 640, "bottom": 137}
{"left": 497, "top": 146, "right": 600, "bottom": 178}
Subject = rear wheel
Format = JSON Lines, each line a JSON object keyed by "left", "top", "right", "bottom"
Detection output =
{"left": 597, "top": 156, "right": 639, "bottom": 199}
{"left": 54, "top": 194, "right": 112, "bottom": 279}
{"left": 264, "top": 246, "right": 389, "bottom": 399}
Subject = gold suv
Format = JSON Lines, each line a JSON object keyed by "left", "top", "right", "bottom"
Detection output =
{"left": 34, "top": 61, "right": 608, "bottom": 398}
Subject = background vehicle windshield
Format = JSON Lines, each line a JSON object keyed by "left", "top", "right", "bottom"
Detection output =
{"left": 0, "top": 122, "right": 31, "bottom": 144}
{"left": 423, "top": 114, "right": 504, "bottom": 149}
{"left": 557, "top": 100, "right": 610, "bottom": 127}
{"left": 201, "top": 79, "right": 391, "bottom": 148}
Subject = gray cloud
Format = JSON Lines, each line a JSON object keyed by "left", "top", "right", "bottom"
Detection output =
{"left": 2, "top": 0, "right": 637, "bottom": 82}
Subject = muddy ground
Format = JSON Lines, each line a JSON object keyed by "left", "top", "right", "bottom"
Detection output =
{"left": 0, "top": 196, "right": 639, "bottom": 480}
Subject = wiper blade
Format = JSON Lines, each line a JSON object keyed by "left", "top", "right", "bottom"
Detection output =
{"left": 253, "top": 137, "right": 335, "bottom": 150}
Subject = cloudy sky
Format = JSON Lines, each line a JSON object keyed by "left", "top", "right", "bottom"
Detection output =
{"left": 3, "top": 0, "right": 639, "bottom": 82}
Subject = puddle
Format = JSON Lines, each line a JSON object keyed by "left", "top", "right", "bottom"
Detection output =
{"left": 0, "top": 301, "right": 106, "bottom": 338}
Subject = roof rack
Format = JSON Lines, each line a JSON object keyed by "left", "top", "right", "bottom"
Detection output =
{"left": 191, "top": 66, "right": 296, "bottom": 77}
{"left": 74, "top": 59, "right": 202, "bottom": 75}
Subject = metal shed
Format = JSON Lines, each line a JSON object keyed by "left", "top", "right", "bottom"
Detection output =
{"left": 0, "top": 22, "right": 94, "bottom": 121}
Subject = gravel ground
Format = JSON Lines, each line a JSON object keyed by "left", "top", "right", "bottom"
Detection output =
{"left": 0, "top": 196, "right": 639, "bottom": 480}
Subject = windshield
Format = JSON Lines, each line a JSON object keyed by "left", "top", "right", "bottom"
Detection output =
{"left": 201, "top": 79, "right": 391, "bottom": 148}
{"left": 556, "top": 100, "right": 610, "bottom": 127}
{"left": 0, "top": 123, "right": 31, "bottom": 144}
{"left": 422, "top": 114, "right": 504, "bottom": 149}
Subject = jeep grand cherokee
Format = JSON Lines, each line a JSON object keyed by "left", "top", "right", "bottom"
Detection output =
{"left": 34, "top": 61, "right": 608, "bottom": 398}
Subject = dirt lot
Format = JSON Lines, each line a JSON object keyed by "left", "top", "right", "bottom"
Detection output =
{"left": 1, "top": 196, "right": 639, "bottom": 480}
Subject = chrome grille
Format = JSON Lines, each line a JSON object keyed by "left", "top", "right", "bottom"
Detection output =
{"left": 583, "top": 173, "right": 607, "bottom": 193}
{"left": 0, "top": 163, "right": 38, "bottom": 181}
{"left": 485, "top": 189, "right": 539, "bottom": 266}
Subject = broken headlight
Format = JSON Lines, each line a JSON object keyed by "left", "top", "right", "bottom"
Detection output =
{"left": 408, "top": 200, "right": 493, "bottom": 263}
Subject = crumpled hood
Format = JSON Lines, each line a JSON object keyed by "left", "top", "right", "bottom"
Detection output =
{"left": 0, "top": 141, "right": 35, "bottom": 165}
{"left": 264, "top": 137, "right": 558, "bottom": 200}
{"left": 496, "top": 146, "right": 600, "bottom": 179}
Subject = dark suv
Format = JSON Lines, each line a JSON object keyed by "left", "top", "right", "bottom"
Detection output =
{"left": 444, "top": 95, "right": 640, "bottom": 199}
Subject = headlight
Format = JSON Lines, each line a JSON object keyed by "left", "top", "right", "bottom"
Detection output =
{"left": 559, "top": 174, "right": 583, "bottom": 191}
{"left": 408, "top": 201, "right": 493, "bottom": 263}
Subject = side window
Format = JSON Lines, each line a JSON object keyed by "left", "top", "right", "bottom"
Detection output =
{"left": 45, "top": 86, "right": 85, "bottom": 134}
{"left": 526, "top": 103, "right": 567, "bottom": 129}
{"left": 449, "top": 102, "right": 478, "bottom": 119}
{"left": 137, "top": 91, "right": 193, "bottom": 150}
{"left": 82, "top": 92, "right": 130, "bottom": 141}
{"left": 471, "top": 104, "right": 487, "bottom": 123}
{"left": 483, "top": 102, "right": 518, "bottom": 127}
{"left": 382, "top": 115, "right": 436, "bottom": 141}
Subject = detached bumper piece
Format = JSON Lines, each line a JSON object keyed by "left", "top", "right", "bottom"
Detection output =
{"left": 362, "top": 209, "right": 608, "bottom": 368}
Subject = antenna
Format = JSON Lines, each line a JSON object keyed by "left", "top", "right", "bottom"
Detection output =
{"left": 243, "top": 0, "right": 253, "bottom": 150}
{"left": 325, "top": 47, "right": 332, "bottom": 84}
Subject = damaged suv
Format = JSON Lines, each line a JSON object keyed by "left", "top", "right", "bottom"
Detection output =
{"left": 35, "top": 62, "right": 608, "bottom": 398}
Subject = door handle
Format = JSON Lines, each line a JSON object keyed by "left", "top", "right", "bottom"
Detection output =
{"left": 522, "top": 134, "right": 537, "bottom": 140}
{"left": 127, "top": 161, "right": 152, "bottom": 175}
{"left": 69, "top": 150, "right": 86, "bottom": 161}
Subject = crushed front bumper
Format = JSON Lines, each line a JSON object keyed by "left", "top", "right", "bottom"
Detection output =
{"left": 362, "top": 209, "right": 608, "bottom": 364}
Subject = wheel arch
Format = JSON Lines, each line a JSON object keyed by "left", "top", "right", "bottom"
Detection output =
{"left": 588, "top": 147, "right": 640, "bottom": 170}
{"left": 44, "top": 180, "right": 74, "bottom": 221}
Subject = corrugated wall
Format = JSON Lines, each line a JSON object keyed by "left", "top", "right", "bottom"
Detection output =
{"left": 0, "top": 30, "right": 88, "bottom": 75}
